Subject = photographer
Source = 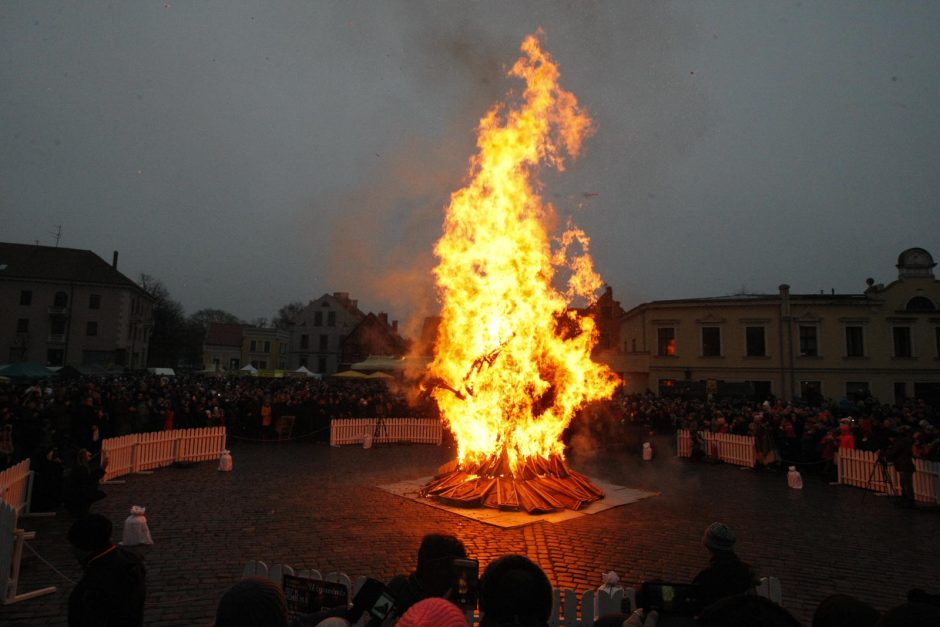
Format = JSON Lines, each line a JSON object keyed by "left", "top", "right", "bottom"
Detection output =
{"left": 885, "top": 425, "right": 916, "bottom": 507}
{"left": 387, "top": 534, "right": 469, "bottom": 616}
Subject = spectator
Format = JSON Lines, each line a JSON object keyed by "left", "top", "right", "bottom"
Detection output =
{"left": 875, "top": 601, "right": 940, "bottom": 627}
{"left": 885, "top": 425, "right": 916, "bottom": 507}
{"left": 63, "top": 448, "right": 107, "bottom": 516}
{"left": 812, "top": 593, "right": 880, "bottom": 627}
{"left": 478, "top": 554, "right": 553, "bottom": 627}
{"left": 696, "top": 594, "right": 800, "bottom": 627}
{"left": 387, "top": 533, "right": 469, "bottom": 615}
{"left": 214, "top": 577, "right": 288, "bottom": 627}
{"left": 692, "top": 523, "right": 758, "bottom": 609}
{"left": 67, "top": 513, "right": 146, "bottom": 627}
{"left": 396, "top": 597, "right": 468, "bottom": 627}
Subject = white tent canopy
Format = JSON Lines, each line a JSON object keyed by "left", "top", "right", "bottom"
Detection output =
{"left": 292, "top": 366, "right": 322, "bottom": 379}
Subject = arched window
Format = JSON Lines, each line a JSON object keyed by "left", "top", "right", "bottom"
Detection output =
{"left": 906, "top": 296, "right": 936, "bottom": 312}
{"left": 53, "top": 291, "right": 68, "bottom": 308}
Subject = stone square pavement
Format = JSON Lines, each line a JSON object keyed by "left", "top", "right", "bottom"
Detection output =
{"left": 3, "top": 436, "right": 938, "bottom": 626}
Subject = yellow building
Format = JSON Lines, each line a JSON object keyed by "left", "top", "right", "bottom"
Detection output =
{"left": 616, "top": 248, "right": 940, "bottom": 405}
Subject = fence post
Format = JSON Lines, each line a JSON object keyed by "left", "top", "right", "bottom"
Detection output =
{"left": 131, "top": 441, "right": 140, "bottom": 474}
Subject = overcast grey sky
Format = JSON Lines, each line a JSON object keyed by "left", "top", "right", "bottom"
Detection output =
{"left": 3, "top": 1, "right": 938, "bottom": 335}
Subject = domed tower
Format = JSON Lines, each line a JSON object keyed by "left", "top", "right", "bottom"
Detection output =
{"left": 896, "top": 247, "right": 935, "bottom": 279}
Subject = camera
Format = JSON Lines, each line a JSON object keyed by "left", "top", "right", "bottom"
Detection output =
{"left": 639, "top": 582, "right": 701, "bottom": 627}
{"left": 450, "top": 558, "right": 479, "bottom": 610}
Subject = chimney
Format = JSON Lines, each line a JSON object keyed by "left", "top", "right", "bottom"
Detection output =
{"left": 778, "top": 284, "right": 790, "bottom": 317}
{"left": 112, "top": 251, "right": 119, "bottom": 269}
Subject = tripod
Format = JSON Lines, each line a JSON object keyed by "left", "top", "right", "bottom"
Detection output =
{"left": 372, "top": 416, "right": 389, "bottom": 446}
{"left": 864, "top": 454, "right": 897, "bottom": 498}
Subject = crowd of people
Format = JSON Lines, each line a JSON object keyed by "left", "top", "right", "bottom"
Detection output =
{"left": 65, "top": 520, "right": 940, "bottom": 627}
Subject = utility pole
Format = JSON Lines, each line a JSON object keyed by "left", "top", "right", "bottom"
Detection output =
{"left": 51, "top": 225, "right": 62, "bottom": 247}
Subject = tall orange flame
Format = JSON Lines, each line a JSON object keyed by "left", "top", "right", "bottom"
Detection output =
{"left": 428, "top": 32, "right": 618, "bottom": 476}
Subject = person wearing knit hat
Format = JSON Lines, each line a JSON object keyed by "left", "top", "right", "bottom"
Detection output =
{"left": 214, "top": 577, "right": 288, "bottom": 627}
{"left": 67, "top": 514, "right": 147, "bottom": 627}
{"left": 395, "top": 597, "right": 469, "bottom": 627}
{"left": 692, "top": 522, "right": 758, "bottom": 610}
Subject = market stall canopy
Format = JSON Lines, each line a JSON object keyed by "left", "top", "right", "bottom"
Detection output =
{"left": 239, "top": 364, "right": 258, "bottom": 375}
{"left": 147, "top": 367, "right": 176, "bottom": 376}
{"left": 290, "top": 366, "right": 322, "bottom": 379}
{"left": 331, "top": 370, "right": 369, "bottom": 379}
{"left": 365, "top": 371, "right": 394, "bottom": 380}
{"left": 350, "top": 355, "right": 431, "bottom": 372}
{"left": 0, "top": 362, "right": 55, "bottom": 380}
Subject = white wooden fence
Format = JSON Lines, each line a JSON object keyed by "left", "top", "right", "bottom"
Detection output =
{"left": 0, "top": 499, "right": 56, "bottom": 605}
{"left": 0, "top": 459, "right": 32, "bottom": 515}
{"left": 837, "top": 448, "right": 940, "bottom": 504}
{"left": 329, "top": 418, "right": 442, "bottom": 447}
{"left": 101, "top": 427, "right": 227, "bottom": 481}
{"left": 676, "top": 430, "right": 756, "bottom": 468}
{"left": 242, "top": 560, "right": 781, "bottom": 626}
{"left": 676, "top": 430, "right": 940, "bottom": 504}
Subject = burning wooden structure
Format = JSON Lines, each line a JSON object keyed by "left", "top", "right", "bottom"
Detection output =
{"left": 422, "top": 33, "right": 617, "bottom": 515}
{"left": 422, "top": 453, "right": 603, "bottom": 514}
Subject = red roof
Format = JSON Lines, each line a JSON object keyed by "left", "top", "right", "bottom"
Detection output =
{"left": 205, "top": 323, "right": 243, "bottom": 347}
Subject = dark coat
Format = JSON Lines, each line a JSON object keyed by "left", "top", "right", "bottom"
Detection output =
{"left": 68, "top": 545, "right": 146, "bottom": 626}
{"left": 692, "top": 552, "right": 758, "bottom": 609}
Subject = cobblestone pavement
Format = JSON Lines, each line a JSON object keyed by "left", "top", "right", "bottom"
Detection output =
{"left": 4, "top": 435, "right": 938, "bottom": 626}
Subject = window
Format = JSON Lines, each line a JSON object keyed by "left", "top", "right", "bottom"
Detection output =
{"left": 20, "top": 290, "right": 32, "bottom": 306}
{"left": 51, "top": 317, "right": 66, "bottom": 335}
{"left": 800, "top": 381, "right": 822, "bottom": 402}
{"left": 263, "top": 341, "right": 271, "bottom": 353}
{"left": 319, "top": 334, "right": 328, "bottom": 351}
{"left": 300, "top": 334, "right": 309, "bottom": 349}
{"left": 257, "top": 360, "right": 267, "bottom": 369}
{"left": 845, "top": 326, "right": 864, "bottom": 357}
{"left": 89, "top": 294, "right": 101, "bottom": 309}
{"left": 314, "top": 312, "right": 323, "bottom": 326}
{"left": 657, "top": 328, "right": 676, "bottom": 356}
{"left": 46, "top": 349, "right": 64, "bottom": 366}
{"left": 16, "top": 319, "right": 28, "bottom": 333}
{"left": 317, "top": 357, "right": 327, "bottom": 373}
{"left": 893, "top": 327, "right": 913, "bottom": 358}
{"left": 250, "top": 340, "right": 257, "bottom": 351}
{"left": 53, "top": 291, "right": 68, "bottom": 308}
{"left": 701, "top": 327, "right": 721, "bottom": 356}
{"left": 86, "top": 321, "right": 98, "bottom": 336}
{"left": 894, "top": 382, "right": 907, "bottom": 406}
{"left": 799, "top": 325, "right": 818, "bottom": 357}
{"left": 327, "top": 311, "right": 336, "bottom": 326}
{"left": 229, "top": 358, "right": 240, "bottom": 370}
{"left": 745, "top": 326, "right": 766, "bottom": 357}
{"left": 906, "top": 297, "right": 936, "bottom": 312}
{"left": 846, "top": 381, "right": 870, "bottom": 400}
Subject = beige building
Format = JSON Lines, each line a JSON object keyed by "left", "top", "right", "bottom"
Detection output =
{"left": 287, "top": 292, "right": 365, "bottom": 374}
{"left": 202, "top": 323, "right": 290, "bottom": 372}
{"left": 615, "top": 248, "right": 940, "bottom": 405}
{"left": 242, "top": 326, "right": 290, "bottom": 370}
{"left": 0, "top": 242, "right": 154, "bottom": 368}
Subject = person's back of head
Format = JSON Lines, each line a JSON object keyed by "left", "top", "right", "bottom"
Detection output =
{"left": 479, "top": 555, "right": 552, "bottom": 627}
{"left": 875, "top": 602, "right": 940, "bottom": 627}
{"left": 396, "top": 597, "right": 468, "bottom": 627}
{"left": 813, "top": 594, "right": 880, "bottom": 627}
{"left": 214, "top": 577, "right": 287, "bottom": 627}
{"left": 415, "top": 533, "right": 467, "bottom": 596}
{"left": 67, "top": 513, "right": 113, "bottom": 555}
{"left": 697, "top": 594, "right": 800, "bottom": 627}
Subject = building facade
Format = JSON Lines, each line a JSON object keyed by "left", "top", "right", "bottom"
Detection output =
{"left": 615, "top": 248, "right": 940, "bottom": 405}
{"left": 288, "top": 292, "right": 367, "bottom": 374}
{"left": 0, "top": 242, "right": 154, "bottom": 368}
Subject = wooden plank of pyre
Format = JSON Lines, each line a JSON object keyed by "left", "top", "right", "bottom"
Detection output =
{"left": 483, "top": 477, "right": 519, "bottom": 510}
{"left": 515, "top": 480, "right": 557, "bottom": 514}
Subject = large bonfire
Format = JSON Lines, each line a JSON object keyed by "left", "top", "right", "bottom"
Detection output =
{"left": 422, "top": 32, "right": 619, "bottom": 514}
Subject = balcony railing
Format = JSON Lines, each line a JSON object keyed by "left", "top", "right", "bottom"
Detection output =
{"left": 47, "top": 333, "right": 66, "bottom": 344}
